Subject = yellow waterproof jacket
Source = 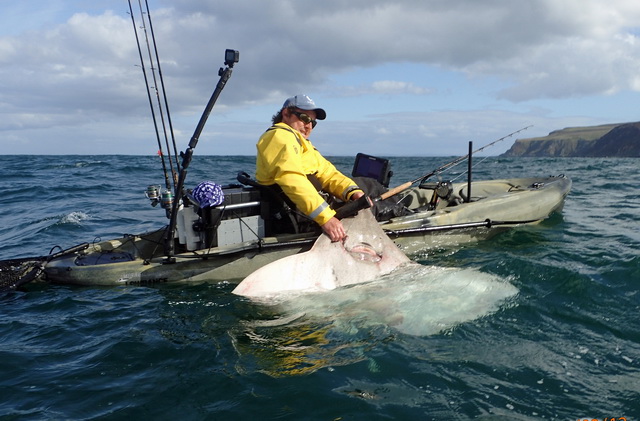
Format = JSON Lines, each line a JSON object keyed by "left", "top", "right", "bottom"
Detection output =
{"left": 256, "top": 123, "right": 362, "bottom": 225}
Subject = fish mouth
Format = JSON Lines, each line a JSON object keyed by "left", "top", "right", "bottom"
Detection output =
{"left": 346, "top": 242, "right": 382, "bottom": 263}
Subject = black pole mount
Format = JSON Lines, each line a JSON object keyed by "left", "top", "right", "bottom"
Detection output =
{"left": 163, "top": 49, "right": 239, "bottom": 261}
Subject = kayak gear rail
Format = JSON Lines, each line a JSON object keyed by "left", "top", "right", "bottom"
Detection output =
{"left": 383, "top": 218, "right": 542, "bottom": 237}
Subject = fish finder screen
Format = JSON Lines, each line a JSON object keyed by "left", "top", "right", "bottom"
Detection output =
{"left": 352, "top": 153, "right": 391, "bottom": 187}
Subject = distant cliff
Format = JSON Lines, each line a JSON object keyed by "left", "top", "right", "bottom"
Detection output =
{"left": 501, "top": 122, "right": 640, "bottom": 157}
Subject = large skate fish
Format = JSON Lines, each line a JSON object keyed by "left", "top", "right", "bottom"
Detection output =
{"left": 232, "top": 210, "right": 412, "bottom": 298}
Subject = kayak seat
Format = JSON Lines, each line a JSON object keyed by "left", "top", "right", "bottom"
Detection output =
{"left": 236, "top": 171, "right": 313, "bottom": 235}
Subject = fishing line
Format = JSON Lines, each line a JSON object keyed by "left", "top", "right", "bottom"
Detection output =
{"left": 449, "top": 155, "right": 492, "bottom": 182}
{"left": 448, "top": 126, "right": 533, "bottom": 182}
{"left": 379, "top": 125, "right": 533, "bottom": 200}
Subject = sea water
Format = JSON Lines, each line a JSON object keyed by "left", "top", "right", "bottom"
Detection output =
{"left": 0, "top": 155, "right": 638, "bottom": 420}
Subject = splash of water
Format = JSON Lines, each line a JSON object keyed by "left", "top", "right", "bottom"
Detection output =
{"left": 274, "top": 265, "right": 519, "bottom": 336}
{"left": 231, "top": 265, "right": 518, "bottom": 377}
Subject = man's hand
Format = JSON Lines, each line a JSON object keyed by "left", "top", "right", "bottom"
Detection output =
{"left": 321, "top": 217, "right": 347, "bottom": 242}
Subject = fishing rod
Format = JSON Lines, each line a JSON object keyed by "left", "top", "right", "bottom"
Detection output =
{"left": 128, "top": 0, "right": 171, "bottom": 191}
{"left": 143, "top": 0, "right": 180, "bottom": 176}
{"left": 135, "top": 0, "right": 178, "bottom": 188}
{"left": 378, "top": 125, "right": 533, "bottom": 200}
{"left": 163, "top": 49, "right": 240, "bottom": 260}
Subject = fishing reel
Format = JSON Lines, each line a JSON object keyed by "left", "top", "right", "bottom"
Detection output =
{"left": 145, "top": 185, "right": 161, "bottom": 207}
{"left": 145, "top": 185, "right": 175, "bottom": 215}
{"left": 434, "top": 181, "right": 453, "bottom": 199}
{"left": 418, "top": 179, "right": 454, "bottom": 210}
{"left": 419, "top": 180, "right": 453, "bottom": 199}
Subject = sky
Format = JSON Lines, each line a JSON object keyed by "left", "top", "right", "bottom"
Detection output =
{"left": 1, "top": 0, "right": 639, "bottom": 156}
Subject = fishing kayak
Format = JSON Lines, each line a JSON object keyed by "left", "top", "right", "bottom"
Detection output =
{"left": 0, "top": 49, "right": 571, "bottom": 290}
{"left": 33, "top": 173, "right": 570, "bottom": 287}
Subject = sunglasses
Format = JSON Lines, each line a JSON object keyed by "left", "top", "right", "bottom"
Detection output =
{"left": 291, "top": 111, "right": 317, "bottom": 128}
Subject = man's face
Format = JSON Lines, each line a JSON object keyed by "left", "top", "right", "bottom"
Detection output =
{"left": 283, "top": 108, "right": 317, "bottom": 138}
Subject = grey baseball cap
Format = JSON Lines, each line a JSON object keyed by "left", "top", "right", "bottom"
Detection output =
{"left": 282, "top": 94, "right": 326, "bottom": 120}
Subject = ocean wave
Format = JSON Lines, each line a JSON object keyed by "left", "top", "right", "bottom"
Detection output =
{"left": 28, "top": 212, "right": 91, "bottom": 236}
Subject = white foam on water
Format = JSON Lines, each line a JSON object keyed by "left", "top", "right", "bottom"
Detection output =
{"left": 59, "top": 211, "right": 89, "bottom": 225}
{"left": 271, "top": 265, "right": 519, "bottom": 337}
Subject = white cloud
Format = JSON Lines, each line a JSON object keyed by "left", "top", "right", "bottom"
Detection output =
{"left": 329, "top": 80, "right": 432, "bottom": 97}
{"left": 370, "top": 81, "right": 431, "bottom": 95}
{"left": 1, "top": 0, "right": 639, "bottom": 155}
{"left": 122, "top": 0, "right": 640, "bottom": 103}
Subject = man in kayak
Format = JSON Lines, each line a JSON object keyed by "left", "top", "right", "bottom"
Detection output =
{"left": 256, "top": 94, "right": 365, "bottom": 242}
